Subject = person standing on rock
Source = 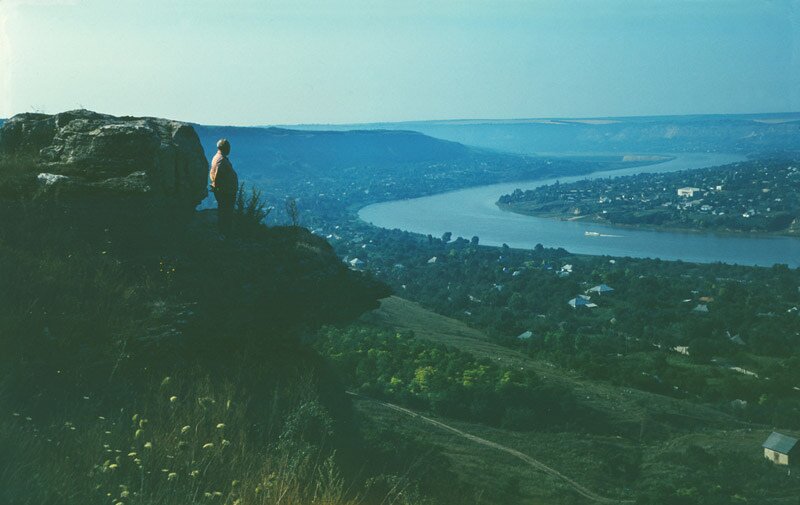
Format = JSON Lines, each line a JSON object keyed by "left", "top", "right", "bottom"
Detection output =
{"left": 209, "top": 138, "right": 238, "bottom": 236}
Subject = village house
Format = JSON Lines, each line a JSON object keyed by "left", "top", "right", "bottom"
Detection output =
{"left": 677, "top": 187, "right": 701, "bottom": 197}
{"left": 516, "top": 330, "right": 534, "bottom": 340}
{"left": 568, "top": 295, "right": 597, "bottom": 309}
{"left": 762, "top": 432, "right": 799, "bottom": 465}
{"left": 588, "top": 284, "right": 614, "bottom": 295}
{"left": 673, "top": 346, "right": 690, "bottom": 356}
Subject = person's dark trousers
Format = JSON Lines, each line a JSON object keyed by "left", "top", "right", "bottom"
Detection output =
{"left": 214, "top": 190, "right": 236, "bottom": 236}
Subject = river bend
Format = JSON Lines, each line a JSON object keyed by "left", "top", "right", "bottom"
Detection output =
{"left": 358, "top": 153, "right": 800, "bottom": 267}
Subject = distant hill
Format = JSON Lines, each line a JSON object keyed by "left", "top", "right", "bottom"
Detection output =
{"left": 191, "top": 124, "right": 624, "bottom": 215}
{"left": 194, "top": 125, "right": 472, "bottom": 182}
{"left": 285, "top": 113, "right": 800, "bottom": 155}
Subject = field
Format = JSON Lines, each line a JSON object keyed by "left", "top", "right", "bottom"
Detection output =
{"left": 357, "top": 296, "right": 800, "bottom": 504}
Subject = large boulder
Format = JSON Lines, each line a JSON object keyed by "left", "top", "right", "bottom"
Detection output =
{"left": 0, "top": 110, "right": 208, "bottom": 207}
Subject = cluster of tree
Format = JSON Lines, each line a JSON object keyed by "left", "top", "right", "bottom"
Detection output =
{"left": 634, "top": 444, "right": 800, "bottom": 505}
{"left": 329, "top": 224, "right": 800, "bottom": 427}
{"left": 315, "top": 325, "right": 602, "bottom": 433}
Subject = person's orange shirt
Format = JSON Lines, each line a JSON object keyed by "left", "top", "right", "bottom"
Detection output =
{"left": 209, "top": 151, "right": 238, "bottom": 193}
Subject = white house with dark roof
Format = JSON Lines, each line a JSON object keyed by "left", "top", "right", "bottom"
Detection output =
{"left": 588, "top": 284, "right": 614, "bottom": 295}
{"left": 568, "top": 296, "right": 597, "bottom": 309}
{"left": 568, "top": 297, "right": 589, "bottom": 308}
{"left": 763, "top": 432, "right": 799, "bottom": 465}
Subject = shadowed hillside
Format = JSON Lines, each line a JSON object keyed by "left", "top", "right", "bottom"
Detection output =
{"left": 194, "top": 125, "right": 472, "bottom": 182}
{"left": 0, "top": 112, "right": 490, "bottom": 505}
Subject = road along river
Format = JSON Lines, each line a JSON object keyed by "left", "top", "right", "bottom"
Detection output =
{"left": 358, "top": 153, "right": 800, "bottom": 267}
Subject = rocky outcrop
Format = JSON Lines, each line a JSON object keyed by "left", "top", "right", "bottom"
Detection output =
{"left": 0, "top": 110, "right": 208, "bottom": 207}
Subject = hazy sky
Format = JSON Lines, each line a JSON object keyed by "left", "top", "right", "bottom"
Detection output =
{"left": 1, "top": 0, "right": 798, "bottom": 125}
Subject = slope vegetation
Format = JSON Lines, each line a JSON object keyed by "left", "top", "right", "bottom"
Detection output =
{"left": 357, "top": 296, "right": 800, "bottom": 504}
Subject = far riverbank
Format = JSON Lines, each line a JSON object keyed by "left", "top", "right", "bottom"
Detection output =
{"left": 358, "top": 153, "right": 800, "bottom": 267}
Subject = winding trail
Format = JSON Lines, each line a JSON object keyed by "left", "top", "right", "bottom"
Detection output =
{"left": 349, "top": 391, "right": 633, "bottom": 504}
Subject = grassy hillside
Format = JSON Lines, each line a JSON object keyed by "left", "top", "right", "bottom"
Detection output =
{"left": 0, "top": 154, "right": 490, "bottom": 505}
{"left": 342, "top": 296, "right": 800, "bottom": 504}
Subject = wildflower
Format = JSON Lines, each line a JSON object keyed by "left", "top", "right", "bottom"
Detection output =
{"left": 144, "top": 442, "right": 153, "bottom": 449}
{"left": 231, "top": 480, "right": 239, "bottom": 487}
{"left": 132, "top": 414, "right": 139, "bottom": 422}
{"left": 160, "top": 376, "right": 171, "bottom": 387}
{"left": 190, "top": 469, "right": 200, "bottom": 477}
{"left": 202, "top": 443, "right": 214, "bottom": 449}
{"left": 226, "top": 399, "right": 231, "bottom": 410}
{"left": 169, "top": 396, "right": 178, "bottom": 403}
{"left": 120, "top": 491, "right": 130, "bottom": 498}
{"left": 127, "top": 452, "right": 137, "bottom": 457}
{"left": 216, "top": 423, "right": 225, "bottom": 429}
{"left": 83, "top": 396, "right": 90, "bottom": 400}
{"left": 134, "top": 458, "right": 142, "bottom": 465}
{"left": 181, "top": 425, "right": 191, "bottom": 434}
{"left": 105, "top": 431, "right": 112, "bottom": 435}
{"left": 98, "top": 416, "right": 106, "bottom": 420}
{"left": 221, "top": 439, "right": 230, "bottom": 447}
{"left": 12, "top": 412, "right": 19, "bottom": 417}
{"left": 167, "top": 472, "right": 177, "bottom": 481}
{"left": 114, "top": 502, "right": 123, "bottom": 505}
{"left": 108, "top": 464, "right": 118, "bottom": 470}
{"left": 161, "top": 468, "right": 169, "bottom": 473}
{"left": 138, "top": 419, "right": 147, "bottom": 428}
{"left": 204, "top": 492, "right": 212, "bottom": 498}
{"left": 213, "top": 491, "right": 222, "bottom": 497}
{"left": 134, "top": 429, "right": 143, "bottom": 439}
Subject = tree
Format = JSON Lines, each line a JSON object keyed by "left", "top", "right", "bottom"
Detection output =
{"left": 285, "top": 197, "right": 300, "bottom": 226}
{"left": 441, "top": 231, "right": 452, "bottom": 243}
{"left": 471, "top": 236, "right": 480, "bottom": 246}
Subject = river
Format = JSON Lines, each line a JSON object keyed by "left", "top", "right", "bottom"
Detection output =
{"left": 358, "top": 153, "right": 800, "bottom": 267}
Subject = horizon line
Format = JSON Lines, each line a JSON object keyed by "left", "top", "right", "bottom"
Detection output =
{"left": 3, "top": 109, "right": 800, "bottom": 129}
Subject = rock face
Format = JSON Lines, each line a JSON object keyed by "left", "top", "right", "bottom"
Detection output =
{"left": 0, "top": 110, "right": 208, "bottom": 207}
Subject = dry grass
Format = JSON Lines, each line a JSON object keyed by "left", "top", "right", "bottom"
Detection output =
{"left": 1, "top": 374, "right": 365, "bottom": 505}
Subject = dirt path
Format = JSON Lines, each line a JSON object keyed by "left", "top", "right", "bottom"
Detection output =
{"left": 349, "top": 392, "right": 633, "bottom": 504}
